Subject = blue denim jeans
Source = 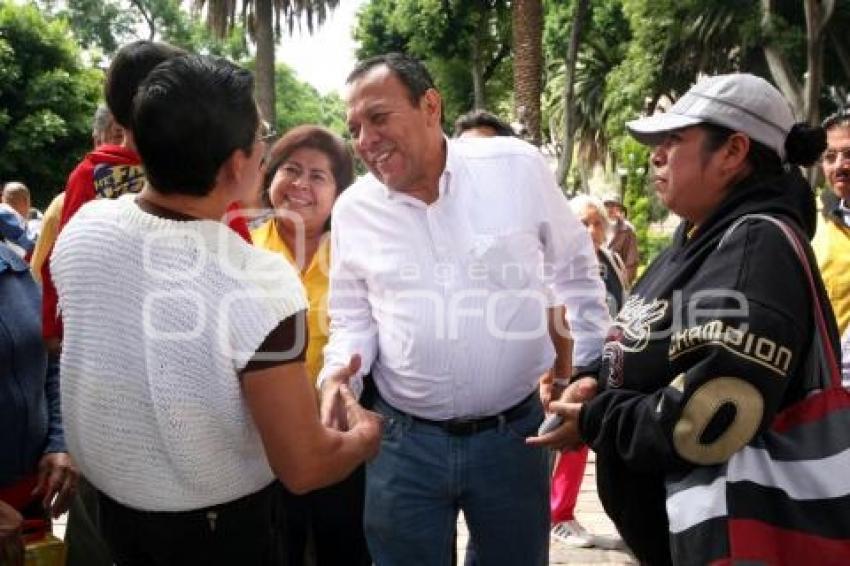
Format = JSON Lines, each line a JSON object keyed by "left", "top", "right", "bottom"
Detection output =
{"left": 364, "top": 394, "right": 549, "bottom": 566}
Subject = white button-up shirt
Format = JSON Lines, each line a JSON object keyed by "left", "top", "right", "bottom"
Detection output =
{"left": 319, "top": 137, "right": 611, "bottom": 419}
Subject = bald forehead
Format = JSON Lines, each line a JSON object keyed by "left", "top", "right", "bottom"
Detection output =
{"left": 827, "top": 124, "right": 850, "bottom": 142}
{"left": 344, "top": 66, "right": 421, "bottom": 133}
{"left": 2, "top": 182, "right": 29, "bottom": 200}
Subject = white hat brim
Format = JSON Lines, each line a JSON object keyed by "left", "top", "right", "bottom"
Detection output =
{"left": 626, "top": 112, "right": 704, "bottom": 146}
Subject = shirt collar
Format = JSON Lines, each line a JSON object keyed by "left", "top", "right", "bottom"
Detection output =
{"left": 383, "top": 136, "right": 455, "bottom": 206}
{"left": 440, "top": 136, "right": 461, "bottom": 198}
{"left": 835, "top": 198, "right": 850, "bottom": 227}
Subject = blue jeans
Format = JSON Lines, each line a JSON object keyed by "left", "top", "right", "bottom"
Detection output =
{"left": 364, "top": 394, "right": 549, "bottom": 566}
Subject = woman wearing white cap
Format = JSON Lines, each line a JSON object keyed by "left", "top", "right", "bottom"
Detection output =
{"left": 531, "top": 74, "right": 842, "bottom": 564}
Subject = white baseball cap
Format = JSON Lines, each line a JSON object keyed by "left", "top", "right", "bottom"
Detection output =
{"left": 601, "top": 193, "right": 623, "bottom": 206}
{"left": 626, "top": 73, "right": 796, "bottom": 161}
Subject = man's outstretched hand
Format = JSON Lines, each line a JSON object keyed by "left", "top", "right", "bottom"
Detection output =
{"left": 337, "top": 381, "right": 382, "bottom": 460}
{"left": 319, "top": 354, "right": 362, "bottom": 431}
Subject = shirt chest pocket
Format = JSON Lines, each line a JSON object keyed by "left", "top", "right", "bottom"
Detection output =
{"left": 362, "top": 242, "right": 432, "bottom": 292}
{"left": 468, "top": 230, "right": 541, "bottom": 290}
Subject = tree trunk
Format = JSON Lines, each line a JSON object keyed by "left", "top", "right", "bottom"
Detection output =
{"left": 761, "top": 0, "right": 835, "bottom": 183}
{"left": 255, "top": 0, "right": 276, "bottom": 124}
{"left": 549, "top": 115, "right": 561, "bottom": 153}
{"left": 470, "top": 24, "right": 486, "bottom": 109}
{"left": 761, "top": 0, "right": 834, "bottom": 122}
{"left": 129, "top": 0, "right": 156, "bottom": 40}
{"left": 802, "top": 0, "right": 834, "bottom": 124}
{"left": 556, "top": 0, "right": 589, "bottom": 188}
{"left": 761, "top": 0, "right": 804, "bottom": 116}
{"left": 512, "top": 0, "right": 543, "bottom": 145}
{"left": 578, "top": 161, "right": 590, "bottom": 194}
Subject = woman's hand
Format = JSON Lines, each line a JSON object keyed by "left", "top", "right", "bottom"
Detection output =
{"left": 527, "top": 377, "right": 597, "bottom": 450}
{"left": 32, "top": 452, "right": 78, "bottom": 518}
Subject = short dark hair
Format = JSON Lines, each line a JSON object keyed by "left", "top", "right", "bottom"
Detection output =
{"left": 105, "top": 40, "right": 186, "bottom": 128}
{"left": 346, "top": 52, "right": 435, "bottom": 107}
{"left": 132, "top": 55, "right": 259, "bottom": 197}
{"left": 453, "top": 109, "right": 515, "bottom": 137}
{"left": 823, "top": 110, "right": 850, "bottom": 132}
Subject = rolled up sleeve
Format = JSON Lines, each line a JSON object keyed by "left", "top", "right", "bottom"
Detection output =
{"left": 532, "top": 154, "right": 611, "bottom": 366}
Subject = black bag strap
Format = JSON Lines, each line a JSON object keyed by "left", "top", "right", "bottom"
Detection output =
{"left": 718, "top": 214, "right": 841, "bottom": 390}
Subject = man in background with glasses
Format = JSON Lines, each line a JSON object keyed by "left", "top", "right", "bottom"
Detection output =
{"left": 814, "top": 110, "right": 850, "bottom": 334}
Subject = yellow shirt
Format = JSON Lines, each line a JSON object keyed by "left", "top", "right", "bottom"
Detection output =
{"left": 30, "top": 192, "right": 65, "bottom": 284}
{"left": 813, "top": 213, "right": 850, "bottom": 334}
{"left": 251, "top": 219, "right": 330, "bottom": 384}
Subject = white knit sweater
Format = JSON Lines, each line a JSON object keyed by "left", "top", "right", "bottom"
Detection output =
{"left": 52, "top": 196, "right": 307, "bottom": 511}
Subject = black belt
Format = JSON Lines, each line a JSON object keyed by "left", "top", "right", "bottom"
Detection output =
{"left": 407, "top": 392, "right": 537, "bottom": 436}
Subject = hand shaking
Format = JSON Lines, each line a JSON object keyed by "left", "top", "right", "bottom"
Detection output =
{"left": 526, "top": 377, "right": 597, "bottom": 450}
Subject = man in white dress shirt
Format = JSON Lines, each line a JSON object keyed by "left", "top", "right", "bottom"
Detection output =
{"left": 318, "top": 53, "right": 610, "bottom": 566}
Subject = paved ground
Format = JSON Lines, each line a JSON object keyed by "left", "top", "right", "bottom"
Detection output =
{"left": 54, "top": 452, "right": 635, "bottom": 565}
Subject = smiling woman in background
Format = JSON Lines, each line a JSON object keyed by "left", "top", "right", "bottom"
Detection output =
{"left": 252, "top": 125, "right": 371, "bottom": 566}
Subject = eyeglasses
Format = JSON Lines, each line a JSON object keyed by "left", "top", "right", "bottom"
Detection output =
{"left": 822, "top": 148, "right": 850, "bottom": 165}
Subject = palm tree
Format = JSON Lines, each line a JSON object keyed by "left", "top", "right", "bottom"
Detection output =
{"left": 511, "top": 0, "right": 543, "bottom": 145}
{"left": 553, "top": 0, "right": 588, "bottom": 187}
{"left": 191, "top": 0, "right": 338, "bottom": 124}
{"left": 543, "top": 1, "right": 628, "bottom": 182}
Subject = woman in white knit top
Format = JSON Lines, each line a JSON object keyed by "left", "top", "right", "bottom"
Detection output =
{"left": 51, "top": 55, "right": 381, "bottom": 565}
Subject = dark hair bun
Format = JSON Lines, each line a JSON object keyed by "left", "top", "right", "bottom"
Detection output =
{"left": 785, "top": 123, "right": 826, "bottom": 167}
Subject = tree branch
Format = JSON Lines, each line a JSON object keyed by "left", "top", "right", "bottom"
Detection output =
{"left": 482, "top": 42, "right": 510, "bottom": 83}
{"left": 760, "top": 0, "right": 803, "bottom": 116}
{"left": 818, "top": 0, "right": 836, "bottom": 37}
{"left": 128, "top": 0, "right": 156, "bottom": 40}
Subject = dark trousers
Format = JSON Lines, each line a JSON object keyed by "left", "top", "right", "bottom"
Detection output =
{"left": 98, "top": 483, "right": 283, "bottom": 566}
{"left": 279, "top": 466, "right": 371, "bottom": 566}
{"left": 65, "top": 476, "right": 112, "bottom": 566}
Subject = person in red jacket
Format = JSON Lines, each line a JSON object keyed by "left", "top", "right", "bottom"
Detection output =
{"left": 41, "top": 41, "right": 254, "bottom": 349}
{"left": 41, "top": 41, "right": 185, "bottom": 349}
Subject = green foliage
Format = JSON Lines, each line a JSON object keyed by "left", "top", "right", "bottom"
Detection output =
{"left": 40, "top": 0, "right": 248, "bottom": 60}
{"left": 354, "top": 0, "right": 513, "bottom": 128}
{"left": 355, "top": 0, "right": 407, "bottom": 56}
{"left": 543, "top": 0, "right": 629, "bottom": 159}
{"left": 165, "top": 20, "right": 249, "bottom": 61}
{"left": 598, "top": 0, "right": 761, "bottom": 145}
{"left": 58, "top": 0, "right": 135, "bottom": 53}
{"left": 273, "top": 63, "right": 346, "bottom": 135}
{"left": 0, "top": 3, "right": 101, "bottom": 207}
{"left": 613, "top": 137, "right": 671, "bottom": 268}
